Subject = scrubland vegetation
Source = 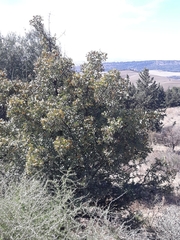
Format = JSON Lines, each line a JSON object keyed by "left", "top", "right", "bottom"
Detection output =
{"left": 1, "top": 16, "right": 180, "bottom": 239}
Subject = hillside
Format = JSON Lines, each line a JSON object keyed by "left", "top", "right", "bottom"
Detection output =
{"left": 76, "top": 60, "right": 180, "bottom": 89}
{"left": 103, "top": 60, "right": 180, "bottom": 73}
{"left": 103, "top": 61, "right": 180, "bottom": 90}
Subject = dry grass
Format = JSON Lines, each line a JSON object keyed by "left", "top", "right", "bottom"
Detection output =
{"left": 163, "top": 107, "right": 180, "bottom": 127}
{"left": 0, "top": 175, "right": 150, "bottom": 240}
{"left": 128, "top": 106, "right": 180, "bottom": 238}
{"left": 149, "top": 205, "right": 180, "bottom": 239}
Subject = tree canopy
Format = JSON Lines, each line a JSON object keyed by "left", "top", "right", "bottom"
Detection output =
{"left": 136, "top": 68, "right": 166, "bottom": 110}
{"left": 0, "top": 16, "right": 173, "bottom": 202}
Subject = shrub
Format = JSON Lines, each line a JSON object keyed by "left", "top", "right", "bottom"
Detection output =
{"left": 0, "top": 174, "right": 151, "bottom": 240}
{"left": 0, "top": 174, "right": 81, "bottom": 239}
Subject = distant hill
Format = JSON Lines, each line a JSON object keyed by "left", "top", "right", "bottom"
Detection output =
{"left": 76, "top": 60, "right": 180, "bottom": 89}
{"left": 103, "top": 60, "right": 180, "bottom": 73}
{"left": 76, "top": 60, "right": 180, "bottom": 75}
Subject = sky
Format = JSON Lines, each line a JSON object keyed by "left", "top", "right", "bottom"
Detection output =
{"left": 0, "top": 0, "right": 180, "bottom": 64}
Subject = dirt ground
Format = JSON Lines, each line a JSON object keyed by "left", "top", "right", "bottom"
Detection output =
{"left": 163, "top": 107, "right": 180, "bottom": 127}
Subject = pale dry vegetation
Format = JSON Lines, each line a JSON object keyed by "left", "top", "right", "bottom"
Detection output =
{"left": 0, "top": 174, "right": 152, "bottom": 240}
{"left": 1, "top": 173, "right": 180, "bottom": 239}
{"left": 150, "top": 107, "right": 180, "bottom": 151}
{"left": 152, "top": 108, "right": 180, "bottom": 184}
{"left": 122, "top": 107, "right": 180, "bottom": 239}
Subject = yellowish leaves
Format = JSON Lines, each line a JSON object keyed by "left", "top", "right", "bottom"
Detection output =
{"left": 0, "top": 70, "right": 7, "bottom": 80}
{"left": 0, "top": 137, "right": 8, "bottom": 147}
{"left": 54, "top": 136, "right": 72, "bottom": 157}
{"left": 41, "top": 109, "right": 64, "bottom": 131}
{"left": 54, "top": 109, "right": 64, "bottom": 118}
{"left": 8, "top": 96, "right": 28, "bottom": 118}
{"left": 26, "top": 144, "right": 44, "bottom": 174}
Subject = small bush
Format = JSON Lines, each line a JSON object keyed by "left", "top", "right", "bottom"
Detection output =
{"left": 0, "top": 175, "right": 147, "bottom": 240}
{"left": 0, "top": 175, "right": 82, "bottom": 239}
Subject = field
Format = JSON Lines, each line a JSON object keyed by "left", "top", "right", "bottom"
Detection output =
{"left": 120, "top": 70, "right": 180, "bottom": 90}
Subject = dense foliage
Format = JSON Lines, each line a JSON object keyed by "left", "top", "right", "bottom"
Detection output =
{"left": 0, "top": 16, "right": 175, "bottom": 204}
{"left": 0, "top": 16, "right": 54, "bottom": 81}
{"left": 135, "top": 68, "right": 166, "bottom": 110}
{"left": 165, "top": 87, "right": 180, "bottom": 107}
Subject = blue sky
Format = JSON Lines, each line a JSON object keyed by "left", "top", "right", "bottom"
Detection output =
{"left": 0, "top": 0, "right": 180, "bottom": 63}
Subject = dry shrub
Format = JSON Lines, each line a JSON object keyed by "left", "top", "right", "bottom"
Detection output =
{"left": 0, "top": 175, "right": 149, "bottom": 240}
{"left": 150, "top": 205, "right": 180, "bottom": 240}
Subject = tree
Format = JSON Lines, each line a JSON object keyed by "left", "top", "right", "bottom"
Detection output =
{"left": 0, "top": 52, "right": 157, "bottom": 193}
{"left": 161, "top": 121, "right": 180, "bottom": 151}
{"left": 0, "top": 33, "right": 25, "bottom": 80}
{"left": 29, "top": 15, "right": 59, "bottom": 53}
{"left": 0, "top": 15, "right": 58, "bottom": 81}
{"left": 0, "top": 16, "right": 173, "bottom": 203}
{"left": 0, "top": 32, "right": 40, "bottom": 81}
{"left": 136, "top": 68, "right": 166, "bottom": 110}
{"left": 165, "top": 87, "right": 180, "bottom": 107}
